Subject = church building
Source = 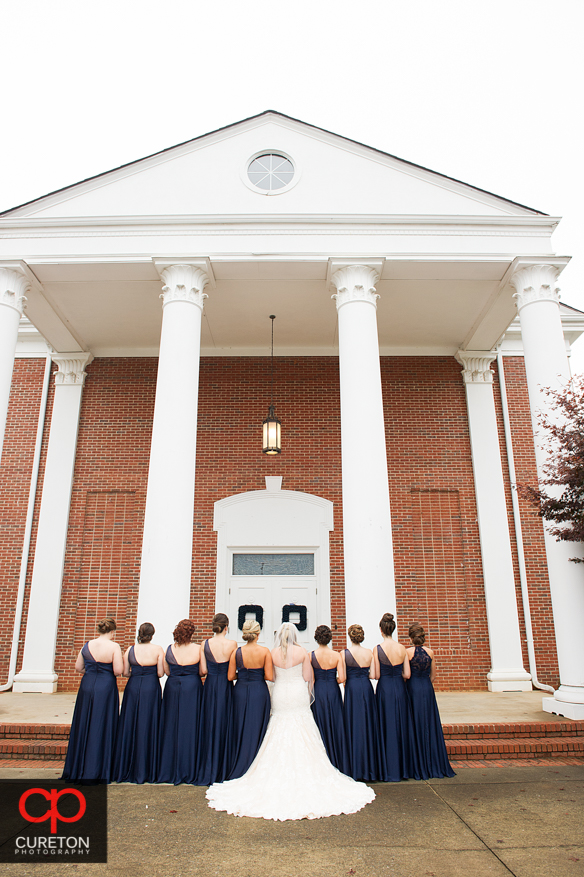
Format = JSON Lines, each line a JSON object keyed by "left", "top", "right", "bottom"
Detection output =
{"left": 1, "top": 111, "right": 583, "bottom": 718}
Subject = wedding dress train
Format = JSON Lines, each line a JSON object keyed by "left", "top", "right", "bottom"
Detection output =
{"left": 206, "top": 663, "right": 375, "bottom": 820}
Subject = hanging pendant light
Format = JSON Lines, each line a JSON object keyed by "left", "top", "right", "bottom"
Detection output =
{"left": 262, "top": 315, "right": 281, "bottom": 455}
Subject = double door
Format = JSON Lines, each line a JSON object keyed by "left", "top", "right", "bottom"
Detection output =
{"left": 229, "top": 572, "right": 317, "bottom": 650}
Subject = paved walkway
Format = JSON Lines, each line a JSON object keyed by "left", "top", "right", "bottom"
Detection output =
{"left": 0, "top": 764, "right": 582, "bottom": 876}
{"left": 0, "top": 689, "right": 556, "bottom": 725}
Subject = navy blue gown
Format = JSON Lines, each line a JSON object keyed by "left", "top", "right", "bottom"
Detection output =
{"left": 113, "top": 646, "right": 162, "bottom": 783}
{"left": 195, "top": 640, "right": 233, "bottom": 785}
{"left": 406, "top": 646, "right": 455, "bottom": 779}
{"left": 376, "top": 645, "right": 419, "bottom": 782}
{"left": 62, "top": 642, "right": 119, "bottom": 783}
{"left": 343, "top": 650, "right": 379, "bottom": 782}
{"left": 226, "top": 647, "right": 270, "bottom": 779}
{"left": 310, "top": 652, "right": 350, "bottom": 775}
{"left": 157, "top": 645, "right": 203, "bottom": 784}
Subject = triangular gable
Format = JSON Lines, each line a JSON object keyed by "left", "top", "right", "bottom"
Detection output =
{"left": 1, "top": 111, "right": 545, "bottom": 220}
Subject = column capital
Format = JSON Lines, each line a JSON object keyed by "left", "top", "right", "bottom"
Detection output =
{"left": 155, "top": 262, "right": 210, "bottom": 310}
{"left": 330, "top": 264, "right": 381, "bottom": 311}
{"left": 455, "top": 350, "right": 497, "bottom": 384}
{"left": 53, "top": 353, "right": 93, "bottom": 386}
{"left": 509, "top": 264, "right": 561, "bottom": 312}
{"left": 0, "top": 266, "right": 30, "bottom": 316}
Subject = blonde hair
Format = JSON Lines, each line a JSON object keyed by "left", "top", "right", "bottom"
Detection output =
{"left": 242, "top": 620, "right": 261, "bottom": 642}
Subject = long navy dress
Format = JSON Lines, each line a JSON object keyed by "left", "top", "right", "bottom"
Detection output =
{"left": 62, "top": 642, "right": 119, "bottom": 783}
{"left": 113, "top": 646, "right": 162, "bottom": 783}
{"left": 406, "top": 646, "right": 455, "bottom": 779}
{"left": 310, "top": 652, "right": 350, "bottom": 775}
{"left": 376, "top": 645, "right": 419, "bottom": 782}
{"left": 157, "top": 645, "right": 203, "bottom": 784}
{"left": 343, "top": 650, "right": 379, "bottom": 782}
{"left": 226, "top": 647, "right": 270, "bottom": 779}
{"left": 195, "top": 640, "right": 233, "bottom": 785}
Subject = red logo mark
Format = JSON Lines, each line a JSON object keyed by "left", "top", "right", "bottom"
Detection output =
{"left": 19, "top": 788, "right": 86, "bottom": 834}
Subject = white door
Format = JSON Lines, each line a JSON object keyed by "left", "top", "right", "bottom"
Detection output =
{"left": 229, "top": 552, "right": 317, "bottom": 649}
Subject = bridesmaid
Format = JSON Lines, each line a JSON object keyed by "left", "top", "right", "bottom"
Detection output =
{"left": 62, "top": 617, "right": 123, "bottom": 783}
{"left": 310, "top": 624, "right": 350, "bottom": 774}
{"left": 225, "top": 619, "right": 273, "bottom": 779}
{"left": 342, "top": 624, "right": 379, "bottom": 782}
{"left": 195, "top": 613, "right": 237, "bottom": 785}
{"left": 157, "top": 619, "right": 203, "bottom": 785}
{"left": 373, "top": 612, "right": 419, "bottom": 782}
{"left": 406, "top": 622, "right": 455, "bottom": 779}
{"left": 114, "top": 622, "right": 164, "bottom": 784}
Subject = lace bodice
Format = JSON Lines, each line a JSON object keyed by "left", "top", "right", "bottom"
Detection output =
{"left": 271, "top": 663, "right": 311, "bottom": 714}
{"left": 410, "top": 645, "right": 432, "bottom": 677}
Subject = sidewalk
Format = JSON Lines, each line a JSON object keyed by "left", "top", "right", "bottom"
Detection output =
{"left": 0, "top": 764, "right": 582, "bottom": 876}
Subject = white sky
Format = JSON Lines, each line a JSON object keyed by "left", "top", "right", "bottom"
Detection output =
{"left": 2, "top": 0, "right": 583, "bottom": 370}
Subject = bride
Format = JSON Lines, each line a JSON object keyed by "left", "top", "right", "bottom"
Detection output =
{"left": 206, "top": 622, "right": 375, "bottom": 820}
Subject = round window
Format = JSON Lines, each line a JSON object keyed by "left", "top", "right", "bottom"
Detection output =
{"left": 247, "top": 153, "right": 294, "bottom": 192}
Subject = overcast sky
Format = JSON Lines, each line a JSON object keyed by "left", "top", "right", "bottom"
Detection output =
{"left": 2, "top": 0, "right": 583, "bottom": 370}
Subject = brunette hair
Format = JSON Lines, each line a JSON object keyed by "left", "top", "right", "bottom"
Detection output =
{"left": 173, "top": 618, "right": 196, "bottom": 645}
{"left": 242, "top": 620, "right": 261, "bottom": 642}
{"left": 408, "top": 622, "right": 426, "bottom": 646}
{"left": 347, "top": 624, "right": 365, "bottom": 644}
{"left": 137, "top": 622, "right": 155, "bottom": 644}
{"left": 379, "top": 613, "right": 396, "bottom": 637}
{"left": 97, "top": 617, "right": 116, "bottom": 634}
{"left": 212, "top": 613, "right": 229, "bottom": 634}
{"left": 314, "top": 625, "right": 332, "bottom": 646}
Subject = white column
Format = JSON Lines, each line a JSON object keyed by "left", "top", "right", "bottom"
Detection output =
{"left": 456, "top": 351, "right": 531, "bottom": 691}
{"left": 0, "top": 267, "right": 30, "bottom": 465}
{"left": 331, "top": 264, "right": 395, "bottom": 648}
{"left": 510, "top": 264, "right": 584, "bottom": 718}
{"left": 136, "top": 263, "right": 209, "bottom": 650}
{"left": 14, "top": 354, "right": 93, "bottom": 693}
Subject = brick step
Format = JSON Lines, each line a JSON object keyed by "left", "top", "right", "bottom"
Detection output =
{"left": 0, "top": 738, "right": 68, "bottom": 761}
{"left": 442, "top": 720, "right": 584, "bottom": 740}
{"left": 0, "top": 724, "right": 70, "bottom": 741}
{"left": 446, "top": 736, "right": 584, "bottom": 760}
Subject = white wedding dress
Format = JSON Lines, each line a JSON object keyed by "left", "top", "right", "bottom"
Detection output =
{"left": 206, "top": 663, "right": 375, "bottom": 820}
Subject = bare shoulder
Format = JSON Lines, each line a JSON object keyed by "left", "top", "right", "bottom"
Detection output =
{"left": 424, "top": 646, "right": 435, "bottom": 657}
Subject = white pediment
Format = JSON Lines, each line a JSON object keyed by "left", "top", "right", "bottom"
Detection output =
{"left": 4, "top": 112, "right": 541, "bottom": 221}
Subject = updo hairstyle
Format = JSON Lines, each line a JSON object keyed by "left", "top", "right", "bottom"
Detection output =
{"left": 242, "top": 620, "right": 261, "bottom": 642}
{"left": 314, "top": 625, "right": 332, "bottom": 646}
{"left": 97, "top": 617, "right": 116, "bottom": 634}
{"left": 212, "top": 613, "right": 229, "bottom": 634}
{"left": 347, "top": 624, "right": 365, "bottom": 644}
{"left": 137, "top": 622, "right": 155, "bottom": 644}
{"left": 379, "top": 613, "right": 396, "bottom": 637}
{"left": 408, "top": 622, "right": 426, "bottom": 645}
{"left": 173, "top": 618, "right": 196, "bottom": 645}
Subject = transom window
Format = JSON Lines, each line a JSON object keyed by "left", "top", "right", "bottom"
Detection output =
{"left": 233, "top": 553, "right": 314, "bottom": 576}
{"left": 247, "top": 154, "right": 294, "bottom": 191}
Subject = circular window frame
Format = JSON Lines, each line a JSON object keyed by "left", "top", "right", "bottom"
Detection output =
{"left": 241, "top": 149, "right": 300, "bottom": 196}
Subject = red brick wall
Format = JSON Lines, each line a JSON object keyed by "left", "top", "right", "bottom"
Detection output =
{"left": 494, "top": 357, "right": 559, "bottom": 687}
{"left": 0, "top": 358, "right": 47, "bottom": 684}
{"left": 1, "top": 354, "right": 556, "bottom": 691}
